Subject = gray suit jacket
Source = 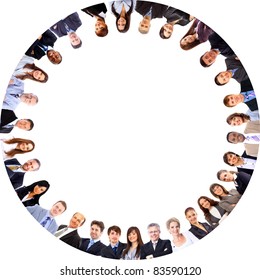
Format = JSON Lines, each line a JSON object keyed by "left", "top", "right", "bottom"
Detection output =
{"left": 26, "top": 205, "right": 58, "bottom": 234}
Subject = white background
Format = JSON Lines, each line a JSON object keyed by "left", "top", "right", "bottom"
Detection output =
{"left": 0, "top": 0, "right": 259, "bottom": 279}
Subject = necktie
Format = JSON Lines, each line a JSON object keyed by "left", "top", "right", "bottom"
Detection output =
{"left": 7, "top": 165, "right": 21, "bottom": 171}
{"left": 112, "top": 246, "right": 117, "bottom": 254}
{"left": 54, "top": 226, "right": 68, "bottom": 237}
{"left": 64, "top": 23, "right": 71, "bottom": 33}
{"left": 153, "top": 242, "right": 157, "bottom": 250}
{"left": 40, "top": 216, "right": 51, "bottom": 227}
{"left": 10, "top": 93, "right": 20, "bottom": 98}
{"left": 87, "top": 239, "right": 95, "bottom": 250}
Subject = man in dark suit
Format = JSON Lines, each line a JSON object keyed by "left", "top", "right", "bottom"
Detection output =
{"left": 81, "top": 3, "right": 108, "bottom": 37}
{"left": 140, "top": 223, "right": 172, "bottom": 259}
{"left": 55, "top": 212, "right": 86, "bottom": 248}
{"left": 214, "top": 54, "right": 249, "bottom": 86}
{"left": 200, "top": 31, "right": 235, "bottom": 67}
{"left": 25, "top": 29, "right": 62, "bottom": 64}
{"left": 4, "top": 158, "right": 41, "bottom": 189}
{"left": 0, "top": 109, "right": 34, "bottom": 133}
{"left": 50, "top": 12, "right": 82, "bottom": 48}
{"left": 101, "top": 225, "right": 126, "bottom": 259}
{"left": 79, "top": 220, "right": 106, "bottom": 256}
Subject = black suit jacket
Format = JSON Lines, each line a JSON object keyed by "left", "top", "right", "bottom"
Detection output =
{"left": 81, "top": 3, "right": 107, "bottom": 17}
{"left": 135, "top": 1, "right": 168, "bottom": 19}
{"left": 101, "top": 241, "right": 127, "bottom": 259}
{"left": 235, "top": 171, "right": 251, "bottom": 195}
{"left": 0, "top": 109, "right": 17, "bottom": 128}
{"left": 208, "top": 32, "right": 235, "bottom": 57}
{"left": 140, "top": 238, "right": 172, "bottom": 259}
{"left": 58, "top": 225, "right": 81, "bottom": 248}
{"left": 25, "top": 29, "right": 57, "bottom": 60}
{"left": 4, "top": 158, "right": 25, "bottom": 189}
{"left": 79, "top": 238, "right": 106, "bottom": 256}
{"left": 189, "top": 222, "right": 213, "bottom": 239}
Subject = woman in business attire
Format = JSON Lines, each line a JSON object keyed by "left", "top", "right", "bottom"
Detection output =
{"left": 12, "top": 54, "right": 48, "bottom": 83}
{"left": 184, "top": 207, "right": 213, "bottom": 240}
{"left": 166, "top": 217, "right": 198, "bottom": 252}
{"left": 209, "top": 183, "right": 241, "bottom": 213}
{"left": 1, "top": 137, "right": 35, "bottom": 159}
{"left": 108, "top": 0, "right": 136, "bottom": 33}
{"left": 216, "top": 169, "right": 251, "bottom": 195}
{"left": 197, "top": 196, "right": 228, "bottom": 228}
{"left": 121, "top": 226, "right": 144, "bottom": 260}
{"left": 15, "top": 180, "right": 50, "bottom": 207}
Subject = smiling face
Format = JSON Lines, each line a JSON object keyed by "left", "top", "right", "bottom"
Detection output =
{"left": 68, "top": 212, "right": 85, "bottom": 228}
{"left": 162, "top": 23, "right": 173, "bottom": 38}
{"left": 225, "top": 95, "right": 241, "bottom": 107}
{"left": 217, "top": 71, "right": 232, "bottom": 84}
{"left": 33, "top": 185, "right": 47, "bottom": 195}
{"left": 139, "top": 17, "right": 151, "bottom": 33}
{"left": 202, "top": 50, "right": 218, "bottom": 66}
{"left": 20, "top": 93, "right": 37, "bottom": 105}
{"left": 32, "top": 70, "right": 46, "bottom": 81}
{"left": 230, "top": 116, "right": 244, "bottom": 126}
{"left": 219, "top": 171, "right": 234, "bottom": 182}
{"left": 90, "top": 224, "right": 102, "bottom": 240}
{"left": 50, "top": 202, "right": 66, "bottom": 217}
{"left": 128, "top": 230, "right": 138, "bottom": 243}
{"left": 22, "top": 159, "right": 39, "bottom": 171}
{"left": 185, "top": 209, "right": 198, "bottom": 225}
{"left": 180, "top": 34, "right": 196, "bottom": 46}
{"left": 47, "top": 50, "right": 62, "bottom": 64}
{"left": 227, "top": 132, "right": 245, "bottom": 143}
{"left": 212, "top": 184, "right": 224, "bottom": 196}
{"left": 168, "top": 221, "right": 180, "bottom": 237}
{"left": 16, "top": 119, "right": 32, "bottom": 130}
{"left": 108, "top": 230, "right": 120, "bottom": 246}
{"left": 148, "top": 225, "right": 160, "bottom": 242}
{"left": 226, "top": 153, "right": 239, "bottom": 165}
{"left": 18, "top": 142, "right": 33, "bottom": 152}
{"left": 117, "top": 17, "right": 126, "bottom": 31}
{"left": 199, "top": 198, "right": 211, "bottom": 209}
{"left": 68, "top": 32, "right": 81, "bottom": 47}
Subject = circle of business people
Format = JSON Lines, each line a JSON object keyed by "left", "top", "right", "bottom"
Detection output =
{"left": 0, "top": 1, "right": 259, "bottom": 260}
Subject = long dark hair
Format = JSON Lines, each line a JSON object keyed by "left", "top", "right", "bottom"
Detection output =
{"left": 15, "top": 63, "right": 48, "bottom": 83}
{"left": 3, "top": 138, "right": 35, "bottom": 158}
{"left": 197, "top": 196, "right": 218, "bottom": 220}
{"left": 111, "top": 1, "right": 134, "bottom": 33}
{"left": 121, "top": 226, "right": 144, "bottom": 259}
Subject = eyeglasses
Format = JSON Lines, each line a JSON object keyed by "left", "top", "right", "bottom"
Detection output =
{"left": 149, "top": 230, "right": 159, "bottom": 234}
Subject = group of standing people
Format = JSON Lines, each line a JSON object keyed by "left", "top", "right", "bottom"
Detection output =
{"left": 0, "top": 1, "right": 258, "bottom": 260}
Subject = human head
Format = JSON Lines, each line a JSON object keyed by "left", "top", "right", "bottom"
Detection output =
{"left": 216, "top": 169, "right": 236, "bottom": 182}
{"left": 180, "top": 34, "right": 200, "bottom": 50}
{"left": 47, "top": 49, "right": 62, "bottom": 64}
{"left": 227, "top": 131, "right": 246, "bottom": 144}
{"left": 31, "top": 68, "right": 48, "bottom": 83}
{"left": 226, "top": 112, "right": 250, "bottom": 126}
{"left": 209, "top": 183, "right": 229, "bottom": 199}
{"left": 200, "top": 50, "right": 219, "bottom": 67}
{"left": 126, "top": 226, "right": 143, "bottom": 245}
{"left": 111, "top": 2, "right": 133, "bottom": 33}
{"left": 107, "top": 225, "right": 121, "bottom": 245}
{"left": 223, "top": 151, "right": 240, "bottom": 166}
{"left": 138, "top": 16, "right": 151, "bottom": 34}
{"left": 223, "top": 94, "right": 243, "bottom": 107}
{"left": 159, "top": 23, "right": 173, "bottom": 39}
{"left": 68, "top": 32, "right": 82, "bottom": 49}
{"left": 68, "top": 212, "right": 86, "bottom": 228}
{"left": 198, "top": 196, "right": 217, "bottom": 212}
{"left": 21, "top": 158, "right": 41, "bottom": 171}
{"left": 20, "top": 93, "right": 38, "bottom": 106}
{"left": 4, "top": 138, "right": 35, "bottom": 157}
{"left": 50, "top": 200, "right": 67, "bottom": 217}
{"left": 214, "top": 71, "right": 232, "bottom": 86}
{"left": 25, "top": 180, "right": 50, "bottom": 203}
{"left": 147, "top": 223, "right": 160, "bottom": 242}
{"left": 95, "top": 18, "right": 108, "bottom": 37}
{"left": 166, "top": 217, "right": 181, "bottom": 236}
{"left": 184, "top": 207, "right": 198, "bottom": 225}
{"left": 15, "top": 119, "right": 34, "bottom": 131}
{"left": 90, "top": 220, "right": 105, "bottom": 240}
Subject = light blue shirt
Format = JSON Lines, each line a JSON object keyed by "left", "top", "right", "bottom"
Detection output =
{"left": 2, "top": 76, "right": 24, "bottom": 110}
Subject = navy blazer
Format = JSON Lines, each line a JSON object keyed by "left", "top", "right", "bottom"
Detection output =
{"left": 81, "top": 3, "right": 108, "bottom": 17}
{"left": 235, "top": 171, "right": 251, "bottom": 195}
{"left": 57, "top": 225, "right": 81, "bottom": 249}
{"left": 101, "top": 241, "right": 127, "bottom": 259}
{"left": 189, "top": 222, "right": 213, "bottom": 239}
{"left": 4, "top": 158, "right": 25, "bottom": 189}
{"left": 140, "top": 238, "right": 172, "bottom": 259}
{"left": 0, "top": 109, "right": 17, "bottom": 128}
{"left": 79, "top": 238, "right": 107, "bottom": 256}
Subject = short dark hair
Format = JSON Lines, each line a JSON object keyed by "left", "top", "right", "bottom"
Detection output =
{"left": 91, "top": 220, "right": 105, "bottom": 232}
